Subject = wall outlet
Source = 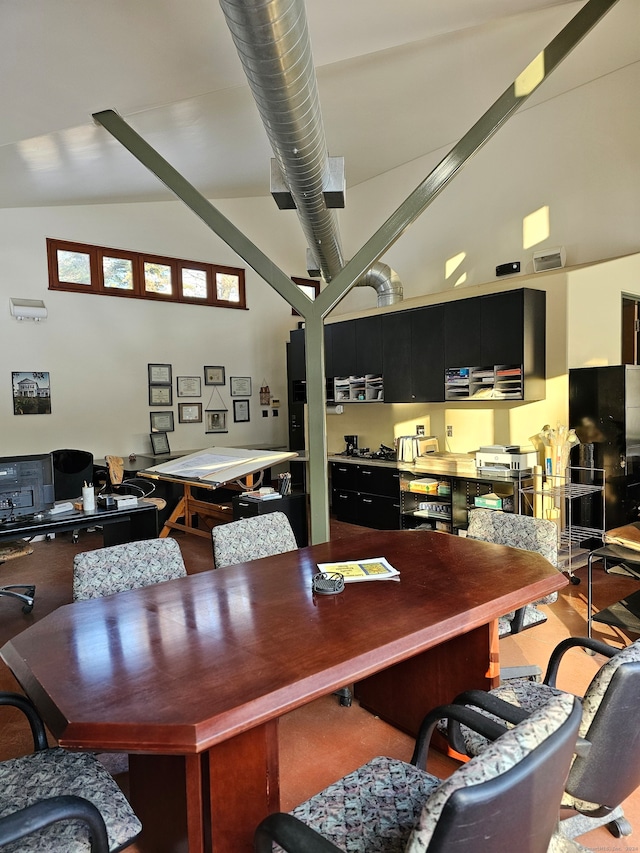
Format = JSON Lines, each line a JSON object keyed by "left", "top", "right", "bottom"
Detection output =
{"left": 446, "top": 425, "right": 453, "bottom": 437}
{"left": 416, "top": 424, "right": 425, "bottom": 436}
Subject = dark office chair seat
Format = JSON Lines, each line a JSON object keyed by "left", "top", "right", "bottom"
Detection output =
{"left": 0, "top": 692, "right": 141, "bottom": 851}
{"left": 255, "top": 693, "right": 585, "bottom": 853}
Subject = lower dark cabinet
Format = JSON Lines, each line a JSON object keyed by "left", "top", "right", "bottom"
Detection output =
{"left": 330, "top": 462, "right": 400, "bottom": 529}
{"left": 232, "top": 492, "right": 308, "bottom": 547}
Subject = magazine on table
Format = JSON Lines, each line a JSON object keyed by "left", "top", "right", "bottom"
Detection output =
{"left": 316, "top": 557, "right": 400, "bottom": 583}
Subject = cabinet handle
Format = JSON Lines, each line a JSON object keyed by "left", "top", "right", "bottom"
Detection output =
{"left": 361, "top": 470, "right": 372, "bottom": 475}
{"left": 238, "top": 501, "right": 250, "bottom": 507}
{"left": 337, "top": 467, "right": 348, "bottom": 473}
{"left": 362, "top": 498, "right": 373, "bottom": 503}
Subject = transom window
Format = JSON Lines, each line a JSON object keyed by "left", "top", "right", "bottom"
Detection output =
{"left": 47, "top": 238, "right": 246, "bottom": 309}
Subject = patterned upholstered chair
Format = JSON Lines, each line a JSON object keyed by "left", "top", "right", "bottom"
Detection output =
{"left": 211, "top": 511, "right": 297, "bottom": 569}
{"left": 437, "top": 636, "right": 640, "bottom": 841}
{"left": 0, "top": 692, "right": 141, "bottom": 852}
{"left": 73, "top": 537, "right": 187, "bottom": 601}
{"left": 255, "top": 693, "right": 588, "bottom": 853}
{"left": 466, "top": 509, "right": 560, "bottom": 637}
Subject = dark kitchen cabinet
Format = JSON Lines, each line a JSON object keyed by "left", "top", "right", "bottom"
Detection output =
{"left": 381, "top": 311, "right": 413, "bottom": 402}
{"left": 382, "top": 305, "right": 444, "bottom": 402}
{"left": 330, "top": 461, "right": 401, "bottom": 529}
{"left": 444, "top": 297, "right": 481, "bottom": 368}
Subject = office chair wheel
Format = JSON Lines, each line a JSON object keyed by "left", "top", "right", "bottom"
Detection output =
{"left": 569, "top": 575, "right": 580, "bottom": 585}
{"left": 606, "top": 817, "right": 632, "bottom": 838}
{"left": 22, "top": 603, "right": 34, "bottom": 614}
{"left": 72, "top": 532, "right": 79, "bottom": 544}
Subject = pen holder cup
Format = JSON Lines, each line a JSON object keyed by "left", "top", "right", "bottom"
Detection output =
{"left": 82, "top": 486, "right": 96, "bottom": 513}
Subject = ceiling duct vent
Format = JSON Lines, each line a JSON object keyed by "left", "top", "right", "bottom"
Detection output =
{"left": 533, "top": 246, "right": 566, "bottom": 273}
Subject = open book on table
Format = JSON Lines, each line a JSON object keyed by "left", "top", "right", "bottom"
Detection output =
{"left": 316, "top": 557, "right": 400, "bottom": 583}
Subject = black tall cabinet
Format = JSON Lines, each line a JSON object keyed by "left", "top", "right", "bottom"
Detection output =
{"left": 569, "top": 365, "right": 640, "bottom": 530}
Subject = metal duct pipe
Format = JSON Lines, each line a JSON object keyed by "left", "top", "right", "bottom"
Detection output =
{"left": 219, "top": 0, "right": 403, "bottom": 306}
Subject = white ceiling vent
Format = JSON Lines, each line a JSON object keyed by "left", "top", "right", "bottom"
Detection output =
{"left": 533, "top": 246, "right": 566, "bottom": 273}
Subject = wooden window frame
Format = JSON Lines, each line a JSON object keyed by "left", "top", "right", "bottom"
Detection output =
{"left": 47, "top": 238, "right": 246, "bottom": 310}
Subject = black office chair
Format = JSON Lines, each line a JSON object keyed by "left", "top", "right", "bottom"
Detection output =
{"left": 255, "top": 693, "right": 585, "bottom": 853}
{"left": 432, "top": 636, "right": 640, "bottom": 841}
{"left": 0, "top": 692, "right": 142, "bottom": 851}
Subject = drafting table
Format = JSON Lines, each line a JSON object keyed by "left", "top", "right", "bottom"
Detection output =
{"left": 138, "top": 447, "right": 296, "bottom": 539}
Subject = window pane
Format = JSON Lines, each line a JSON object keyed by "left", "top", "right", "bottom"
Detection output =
{"left": 144, "top": 262, "right": 172, "bottom": 295}
{"left": 57, "top": 249, "right": 92, "bottom": 285}
{"left": 182, "top": 267, "right": 207, "bottom": 300}
{"left": 216, "top": 272, "right": 240, "bottom": 302}
{"left": 103, "top": 256, "right": 134, "bottom": 290}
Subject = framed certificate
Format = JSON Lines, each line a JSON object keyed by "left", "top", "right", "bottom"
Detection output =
{"left": 204, "top": 365, "right": 226, "bottom": 386}
{"left": 148, "top": 363, "right": 172, "bottom": 385}
{"left": 150, "top": 432, "right": 171, "bottom": 454}
{"left": 177, "top": 376, "right": 201, "bottom": 397}
{"left": 149, "top": 385, "right": 172, "bottom": 406}
{"left": 233, "top": 399, "right": 250, "bottom": 422}
{"left": 150, "top": 411, "right": 175, "bottom": 432}
{"left": 178, "top": 403, "right": 203, "bottom": 423}
{"left": 230, "top": 376, "right": 251, "bottom": 397}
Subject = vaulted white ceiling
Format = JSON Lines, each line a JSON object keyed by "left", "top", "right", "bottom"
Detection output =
{"left": 1, "top": 0, "right": 637, "bottom": 208}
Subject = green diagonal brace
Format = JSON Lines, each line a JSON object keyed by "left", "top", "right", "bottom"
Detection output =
{"left": 93, "top": 0, "right": 617, "bottom": 545}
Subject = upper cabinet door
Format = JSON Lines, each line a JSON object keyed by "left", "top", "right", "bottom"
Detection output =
{"left": 411, "top": 304, "right": 445, "bottom": 402}
{"left": 355, "top": 315, "right": 382, "bottom": 375}
{"left": 382, "top": 311, "right": 412, "bottom": 402}
{"left": 481, "top": 290, "right": 524, "bottom": 366}
{"left": 444, "top": 298, "right": 482, "bottom": 367}
{"left": 328, "top": 320, "right": 357, "bottom": 377}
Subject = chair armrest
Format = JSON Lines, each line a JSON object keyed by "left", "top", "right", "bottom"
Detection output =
{"left": 544, "top": 637, "right": 618, "bottom": 687}
{"left": 410, "top": 703, "right": 509, "bottom": 768}
{"left": 0, "top": 795, "right": 109, "bottom": 853}
{"left": 0, "top": 692, "right": 48, "bottom": 751}
{"left": 254, "top": 813, "right": 343, "bottom": 853}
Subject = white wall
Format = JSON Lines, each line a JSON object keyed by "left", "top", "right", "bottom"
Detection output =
{"left": 332, "top": 62, "right": 640, "bottom": 316}
{"left": 0, "top": 200, "right": 303, "bottom": 458}
{"left": 1, "top": 58, "right": 638, "bottom": 461}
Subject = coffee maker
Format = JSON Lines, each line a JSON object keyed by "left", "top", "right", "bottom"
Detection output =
{"left": 344, "top": 435, "right": 358, "bottom": 456}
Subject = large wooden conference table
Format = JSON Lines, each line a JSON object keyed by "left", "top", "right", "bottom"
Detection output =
{"left": 0, "top": 530, "right": 565, "bottom": 853}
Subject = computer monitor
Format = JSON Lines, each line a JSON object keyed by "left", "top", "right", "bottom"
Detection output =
{"left": 0, "top": 453, "right": 55, "bottom": 522}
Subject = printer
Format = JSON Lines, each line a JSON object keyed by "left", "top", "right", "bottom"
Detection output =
{"left": 475, "top": 445, "right": 538, "bottom": 478}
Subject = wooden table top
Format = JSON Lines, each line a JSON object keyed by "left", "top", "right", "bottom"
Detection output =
{"left": 1, "top": 530, "right": 565, "bottom": 756}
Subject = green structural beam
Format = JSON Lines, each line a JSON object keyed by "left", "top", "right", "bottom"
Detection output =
{"left": 93, "top": 0, "right": 617, "bottom": 546}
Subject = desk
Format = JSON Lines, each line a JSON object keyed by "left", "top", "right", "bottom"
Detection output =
{"left": 0, "top": 530, "right": 564, "bottom": 853}
{"left": 0, "top": 500, "right": 158, "bottom": 547}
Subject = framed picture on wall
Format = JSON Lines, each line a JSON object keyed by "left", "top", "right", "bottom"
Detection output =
{"left": 149, "top": 385, "right": 172, "bottom": 406}
{"left": 205, "top": 410, "right": 228, "bottom": 433}
{"left": 150, "top": 411, "right": 175, "bottom": 432}
{"left": 204, "top": 365, "right": 225, "bottom": 386}
{"left": 178, "top": 402, "right": 203, "bottom": 423}
{"left": 230, "top": 376, "right": 251, "bottom": 397}
{"left": 177, "top": 376, "right": 201, "bottom": 397}
{"left": 233, "top": 399, "right": 250, "bottom": 423}
{"left": 148, "top": 363, "right": 172, "bottom": 385}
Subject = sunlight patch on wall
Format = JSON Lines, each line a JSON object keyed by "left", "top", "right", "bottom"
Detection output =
{"left": 523, "top": 206, "right": 550, "bottom": 250}
{"left": 445, "top": 252, "right": 466, "bottom": 286}
{"left": 515, "top": 51, "right": 545, "bottom": 97}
